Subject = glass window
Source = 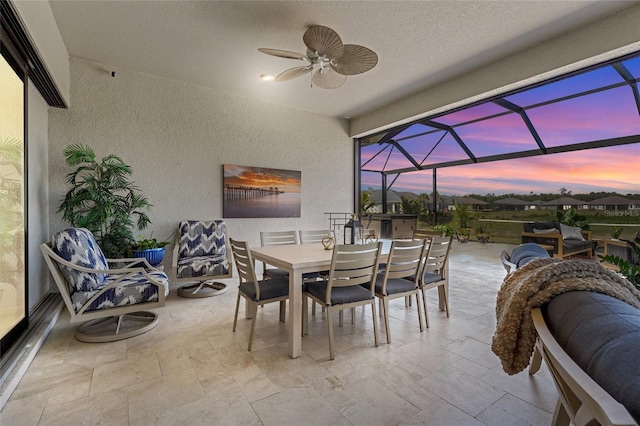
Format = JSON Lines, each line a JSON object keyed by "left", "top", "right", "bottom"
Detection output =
{"left": 527, "top": 86, "right": 640, "bottom": 147}
{"left": 0, "top": 52, "right": 26, "bottom": 347}
{"left": 504, "top": 66, "right": 625, "bottom": 107}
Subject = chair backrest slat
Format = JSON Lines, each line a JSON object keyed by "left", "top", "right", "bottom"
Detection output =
{"left": 423, "top": 236, "right": 453, "bottom": 275}
{"left": 229, "top": 238, "right": 259, "bottom": 299}
{"left": 327, "top": 243, "right": 382, "bottom": 293}
{"left": 383, "top": 239, "right": 428, "bottom": 284}
{"left": 260, "top": 230, "right": 298, "bottom": 246}
{"left": 299, "top": 230, "right": 332, "bottom": 244}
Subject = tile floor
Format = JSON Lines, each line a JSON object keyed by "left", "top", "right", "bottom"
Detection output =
{"left": 0, "top": 241, "right": 558, "bottom": 425}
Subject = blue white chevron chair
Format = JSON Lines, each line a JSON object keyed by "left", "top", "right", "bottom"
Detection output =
{"left": 172, "top": 220, "right": 232, "bottom": 298}
{"left": 40, "top": 228, "right": 169, "bottom": 342}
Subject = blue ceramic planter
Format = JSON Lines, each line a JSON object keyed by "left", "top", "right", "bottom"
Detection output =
{"left": 132, "top": 247, "right": 165, "bottom": 266}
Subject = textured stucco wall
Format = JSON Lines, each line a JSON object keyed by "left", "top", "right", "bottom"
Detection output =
{"left": 27, "top": 80, "right": 51, "bottom": 308}
{"left": 48, "top": 59, "right": 352, "bottom": 273}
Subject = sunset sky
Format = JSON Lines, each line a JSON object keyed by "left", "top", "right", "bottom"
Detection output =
{"left": 224, "top": 164, "right": 301, "bottom": 193}
{"left": 362, "top": 144, "right": 639, "bottom": 196}
{"left": 361, "top": 54, "right": 640, "bottom": 197}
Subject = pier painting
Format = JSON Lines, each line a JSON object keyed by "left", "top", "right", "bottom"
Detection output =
{"left": 223, "top": 164, "right": 301, "bottom": 218}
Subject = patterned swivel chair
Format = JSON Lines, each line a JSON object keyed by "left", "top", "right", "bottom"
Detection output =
{"left": 172, "top": 220, "right": 232, "bottom": 298}
{"left": 40, "top": 228, "right": 169, "bottom": 342}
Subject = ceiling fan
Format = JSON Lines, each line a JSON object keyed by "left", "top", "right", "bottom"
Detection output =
{"left": 258, "top": 25, "right": 378, "bottom": 89}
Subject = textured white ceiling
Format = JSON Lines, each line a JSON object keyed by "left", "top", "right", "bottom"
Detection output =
{"left": 48, "top": 0, "right": 634, "bottom": 119}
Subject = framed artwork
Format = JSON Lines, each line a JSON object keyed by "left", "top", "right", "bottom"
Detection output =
{"left": 223, "top": 164, "right": 301, "bottom": 218}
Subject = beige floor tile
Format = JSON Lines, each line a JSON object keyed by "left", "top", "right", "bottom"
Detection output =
{"left": 38, "top": 389, "right": 129, "bottom": 426}
{"left": 90, "top": 353, "right": 162, "bottom": 395}
{"left": 9, "top": 360, "right": 92, "bottom": 402}
{"left": 126, "top": 369, "right": 206, "bottom": 424}
{"left": 477, "top": 393, "right": 553, "bottom": 426}
{"left": 0, "top": 391, "right": 49, "bottom": 426}
{"left": 417, "top": 364, "right": 506, "bottom": 417}
{"left": 400, "top": 398, "right": 486, "bottom": 425}
{"left": 325, "top": 376, "right": 420, "bottom": 425}
{"left": 2, "top": 241, "right": 563, "bottom": 425}
{"left": 232, "top": 363, "right": 280, "bottom": 403}
{"left": 252, "top": 387, "right": 345, "bottom": 426}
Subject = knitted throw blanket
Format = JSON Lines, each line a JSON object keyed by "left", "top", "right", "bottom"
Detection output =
{"left": 491, "top": 257, "right": 640, "bottom": 375}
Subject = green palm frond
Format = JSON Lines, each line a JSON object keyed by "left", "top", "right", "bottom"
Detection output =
{"left": 58, "top": 144, "right": 152, "bottom": 257}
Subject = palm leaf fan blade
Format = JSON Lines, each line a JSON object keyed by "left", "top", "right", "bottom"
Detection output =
{"left": 312, "top": 68, "right": 347, "bottom": 89}
{"left": 258, "top": 48, "right": 308, "bottom": 60}
{"left": 303, "top": 25, "right": 344, "bottom": 59}
{"left": 331, "top": 44, "right": 378, "bottom": 76}
{"left": 275, "top": 66, "right": 313, "bottom": 81}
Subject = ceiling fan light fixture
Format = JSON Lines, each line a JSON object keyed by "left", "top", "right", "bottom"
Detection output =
{"left": 260, "top": 74, "right": 275, "bottom": 81}
{"left": 258, "top": 25, "right": 377, "bottom": 89}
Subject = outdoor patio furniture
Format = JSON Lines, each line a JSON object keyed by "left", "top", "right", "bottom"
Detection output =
{"left": 420, "top": 236, "right": 453, "bottom": 327}
{"left": 374, "top": 239, "right": 427, "bottom": 343}
{"left": 521, "top": 221, "right": 595, "bottom": 259}
{"left": 531, "top": 291, "right": 639, "bottom": 426}
{"left": 172, "top": 220, "right": 232, "bottom": 298}
{"left": 260, "top": 230, "right": 298, "bottom": 280}
{"left": 500, "top": 243, "right": 551, "bottom": 273}
{"left": 230, "top": 238, "right": 289, "bottom": 351}
{"left": 303, "top": 243, "right": 382, "bottom": 360}
{"left": 41, "top": 228, "right": 169, "bottom": 342}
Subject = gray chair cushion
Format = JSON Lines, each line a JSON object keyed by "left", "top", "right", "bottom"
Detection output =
{"left": 545, "top": 291, "right": 640, "bottom": 423}
{"left": 524, "top": 221, "right": 560, "bottom": 233}
{"left": 422, "top": 272, "right": 444, "bottom": 285}
{"left": 374, "top": 275, "right": 417, "bottom": 295}
{"left": 307, "top": 281, "right": 373, "bottom": 305}
{"left": 239, "top": 276, "right": 289, "bottom": 301}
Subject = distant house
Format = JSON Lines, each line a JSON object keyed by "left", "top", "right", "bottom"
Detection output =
{"left": 444, "top": 196, "right": 489, "bottom": 211}
{"left": 367, "top": 189, "right": 403, "bottom": 213}
{"left": 542, "top": 197, "right": 588, "bottom": 210}
{"left": 588, "top": 196, "right": 637, "bottom": 211}
{"left": 493, "top": 197, "right": 527, "bottom": 211}
{"left": 524, "top": 200, "right": 545, "bottom": 210}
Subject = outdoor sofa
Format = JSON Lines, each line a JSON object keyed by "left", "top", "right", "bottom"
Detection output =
{"left": 521, "top": 221, "right": 594, "bottom": 259}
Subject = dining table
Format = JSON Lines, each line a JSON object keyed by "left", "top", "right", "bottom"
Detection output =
{"left": 250, "top": 240, "right": 448, "bottom": 359}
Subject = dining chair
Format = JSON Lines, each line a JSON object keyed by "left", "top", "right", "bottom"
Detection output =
{"left": 420, "top": 235, "right": 453, "bottom": 327}
{"left": 298, "top": 229, "right": 333, "bottom": 244}
{"left": 303, "top": 242, "right": 382, "bottom": 360}
{"left": 230, "top": 238, "right": 290, "bottom": 351}
{"left": 374, "top": 239, "right": 428, "bottom": 343}
{"left": 259, "top": 230, "right": 298, "bottom": 279}
{"left": 299, "top": 229, "right": 333, "bottom": 314}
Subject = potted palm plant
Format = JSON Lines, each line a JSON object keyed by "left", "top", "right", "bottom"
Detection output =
{"left": 58, "top": 144, "right": 152, "bottom": 258}
{"left": 610, "top": 226, "right": 623, "bottom": 240}
{"left": 452, "top": 201, "right": 472, "bottom": 243}
{"left": 475, "top": 224, "right": 491, "bottom": 243}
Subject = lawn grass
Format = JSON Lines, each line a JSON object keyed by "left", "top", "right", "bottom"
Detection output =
{"left": 419, "top": 209, "right": 640, "bottom": 244}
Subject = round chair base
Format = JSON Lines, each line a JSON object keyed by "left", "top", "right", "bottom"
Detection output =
{"left": 177, "top": 281, "right": 229, "bottom": 298}
{"left": 75, "top": 311, "right": 159, "bottom": 343}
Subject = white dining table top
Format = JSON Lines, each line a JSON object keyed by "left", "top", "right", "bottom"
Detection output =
{"left": 250, "top": 243, "right": 334, "bottom": 270}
